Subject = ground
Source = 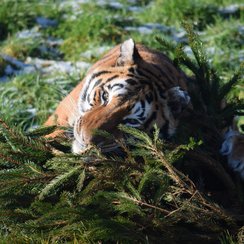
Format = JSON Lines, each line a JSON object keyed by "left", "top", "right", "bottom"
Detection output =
{"left": 0, "top": 0, "right": 243, "bottom": 243}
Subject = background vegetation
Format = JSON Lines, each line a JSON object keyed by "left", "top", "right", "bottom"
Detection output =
{"left": 0, "top": 0, "right": 243, "bottom": 243}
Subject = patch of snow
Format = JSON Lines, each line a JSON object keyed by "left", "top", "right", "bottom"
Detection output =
{"left": 238, "top": 50, "right": 244, "bottom": 62}
{"left": 206, "top": 47, "right": 224, "bottom": 56}
{"left": 219, "top": 4, "right": 244, "bottom": 15}
{"left": 65, "top": 10, "right": 84, "bottom": 21}
{"left": 0, "top": 76, "right": 8, "bottom": 82}
{"left": 60, "top": 0, "right": 85, "bottom": 11}
{"left": 206, "top": 47, "right": 215, "bottom": 55}
{"left": 0, "top": 53, "right": 90, "bottom": 80}
{"left": 26, "top": 57, "right": 90, "bottom": 75}
{"left": 107, "top": 1, "right": 124, "bottom": 9}
{"left": 125, "top": 23, "right": 173, "bottom": 35}
{"left": 128, "top": 6, "right": 143, "bottom": 12}
{"left": 171, "top": 29, "right": 187, "bottom": 43}
{"left": 125, "top": 23, "right": 171, "bottom": 34}
{"left": 144, "top": 23, "right": 172, "bottom": 32}
{"left": 46, "top": 37, "right": 64, "bottom": 46}
{"left": 183, "top": 46, "right": 193, "bottom": 57}
{"left": 38, "top": 44, "right": 61, "bottom": 59}
{"left": 4, "top": 65, "right": 15, "bottom": 75}
{"left": 96, "top": 0, "right": 143, "bottom": 12}
{"left": 26, "top": 108, "right": 37, "bottom": 116}
{"left": 128, "top": 0, "right": 137, "bottom": 3}
{"left": 80, "top": 46, "right": 111, "bottom": 59}
{"left": 16, "top": 27, "right": 42, "bottom": 39}
{"left": 125, "top": 24, "right": 188, "bottom": 43}
{"left": 35, "top": 17, "right": 58, "bottom": 28}
{"left": 0, "top": 54, "right": 30, "bottom": 70}
{"left": 238, "top": 25, "right": 244, "bottom": 36}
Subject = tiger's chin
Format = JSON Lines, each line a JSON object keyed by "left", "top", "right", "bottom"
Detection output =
{"left": 72, "top": 139, "right": 120, "bottom": 155}
{"left": 72, "top": 139, "right": 88, "bottom": 154}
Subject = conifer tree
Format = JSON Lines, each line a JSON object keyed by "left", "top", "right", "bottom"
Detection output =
{"left": 0, "top": 24, "right": 243, "bottom": 243}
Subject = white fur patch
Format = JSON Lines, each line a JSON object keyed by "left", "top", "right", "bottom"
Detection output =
{"left": 78, "top": 73, "right": 93, "bottom": 115}
{"left": 123, "top": 100, "right": 153, "bottom": 127}
{"left": 220, "top": 138, "right": 233, "bottom": 155}
{"left": 220, "top": 128, "right": 244, "bottom": 179}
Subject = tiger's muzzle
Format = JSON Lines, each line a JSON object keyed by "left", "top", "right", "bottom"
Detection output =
{"left": 72, "top": 100, "right": 132, "bottom": 154}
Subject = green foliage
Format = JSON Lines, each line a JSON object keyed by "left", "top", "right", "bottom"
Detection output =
{"left": 156, "top": 22, "right": 244, "bottom": 134}
{"left": 0, "top": 73, "right": 79, "bottom": 130}
{"left": 0, "top": 36, "right": 41, "bottom": 62}
{"left": 55, "top": 6, "right": 126, "bottom": 61}
{"left": 0, "top": 119, "right": 235, "bottom": 243}
{"left": 0, "top": 1, "right": 243, "bottom": 242}
{"left": 0, "top": 0, "right": 61, "bottom": 41}
{"left": 136, "top": 0, "right": 243, "bottom": 30}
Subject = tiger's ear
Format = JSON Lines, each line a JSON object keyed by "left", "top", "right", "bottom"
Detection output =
{"left": 116, "top": 39, "right": 141, "bottom": 66}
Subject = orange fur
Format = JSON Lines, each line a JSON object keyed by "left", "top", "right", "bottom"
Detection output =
{"left": 45, "top": 43, "right": 187, "bottom": 128}
{"left": 45, "top": 39, "right": 190, "bottom": 153}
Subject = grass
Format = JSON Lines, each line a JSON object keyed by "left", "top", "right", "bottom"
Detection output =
{"left": 0, "top": 0, "right": 61, "bottom": 41}
{"left": 0, "top": 0, "right": 243, "bottom": 242}
{"left": 55, "top": 7, "right": 126, "bottom": 61}
{"left": 0, "top": 73, "right": 81, "bottom": 130}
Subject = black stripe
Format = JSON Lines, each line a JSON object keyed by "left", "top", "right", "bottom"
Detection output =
{"left": 141, "top": 100, "right": 145, "bottom": 110}
{"left": 106, "top": 75, "right": 119, "bottom": 83}
{"left": 151, "top": 64, "right": 174, "bottom": 86}
{"left": 138, "top": 67, "right": 171, "bottom": 90}
{"left": 82, "top": 85, "right": 89, "bottom": 101}
{"left": 90, "top": 70, "right": 111, "bottom": 80}
{"left": 234, "top": 161, "right": 241, "bottom": 170}
{"left": 123, "top": 118, "right": 140, "bottom": 125}
{"left": 138, "top": 111, "right": 145, "bottom": 118}
{"left": 134, "top": 105, "right": 141, "bottom": 114}
{"left": 82, "top": 71, "right": 111, "bottom": 101}
{"left": 111, "top": 83, "right": 124, "bottom": 89}
{"left": 145, "top": 93, "right": 153, "bottom": 104}
{"left": 136, "top": 69, "right": 156, "bottom": 81}
{"left": 126, "top": 78, "right": 137, "bottom": 85}
{"left": 128, "top": 67, "right": 135, "bottom": 74}
{"left": 139, "top": 68, "right": 160, "bottom": 81}
{"left": 93, "top": 90, "right": 97, "bottom": 101}
{"left": 144, "top": 111, "right": 157, "bottom": 128}
{"left": 92, "top": 78, "right": 102, "bottom": 90}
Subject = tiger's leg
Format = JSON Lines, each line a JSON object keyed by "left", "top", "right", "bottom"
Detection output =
{"left": 44, "top": 81, "right": 84, "bottom": 138}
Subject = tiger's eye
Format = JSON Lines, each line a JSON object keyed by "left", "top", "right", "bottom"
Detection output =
{"left": 102, "top": 91, "right": 109, "bottom": 104}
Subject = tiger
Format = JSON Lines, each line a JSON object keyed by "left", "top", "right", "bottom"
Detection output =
{"left": 220, "top": 118, "right": 244, "bottom": 180}
{"left": 45, "top": 39, "right": 191, "bottom": 154}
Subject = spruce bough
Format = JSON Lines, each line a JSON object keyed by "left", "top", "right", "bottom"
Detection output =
{"left": 0, "top": 24, "right": 243, "bottom": 243}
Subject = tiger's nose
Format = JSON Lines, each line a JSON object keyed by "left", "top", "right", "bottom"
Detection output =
{"left": 72, "top": 120, "right": 92, "bottom": 153}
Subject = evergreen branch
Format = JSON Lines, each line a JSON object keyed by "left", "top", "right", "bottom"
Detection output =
{"left": 39, "top": 165, "right": 82, "bottom": 200}
{"left": 26, "top": 162, "right": 47, "bottom": 176}
{"left": 25, "top": 125, "right": 58, "bottom": 138}
{"left": 209, "top": 67, "right": 222, "bottom": 103}
{"left": 182, "top": 21, "right": 210, "bottom": 83}
{"left": 120, "top": 193, "right": 170, "bottom": 215}
{"left": 125, "top": 181, "right": 141, "bottom": 201}
{"left": 0, "top": 153, "right": 21, "bottom": 165}
{"left": 218, "top": 62, "right": 244, "bottom": 100}
{"left": 151, "top": 144, "right": 192, "bottom": 190}
{"left": 77, "top": 169, "right": 86, "bottom": 192}
{"left": 155, "top": 35, "right": 176, "bottom": 51}
{"left": 174, "top": 44, "right": 200, "bottom": 75}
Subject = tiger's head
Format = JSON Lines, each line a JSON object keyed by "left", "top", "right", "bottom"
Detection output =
{"left": 72, "top": 39, "right": 190, "bottom": 154}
